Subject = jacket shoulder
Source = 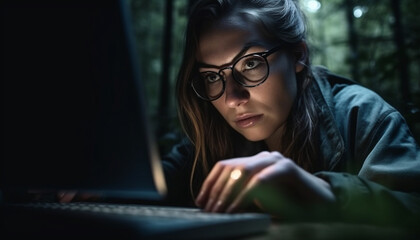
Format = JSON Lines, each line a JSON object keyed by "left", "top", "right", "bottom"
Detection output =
{"left": 312, "top": 65, "right": 357, "bottom": 87}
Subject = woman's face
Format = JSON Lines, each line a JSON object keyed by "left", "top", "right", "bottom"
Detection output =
{"left": 196, "top": 19, "right": 303, "bottom": 148}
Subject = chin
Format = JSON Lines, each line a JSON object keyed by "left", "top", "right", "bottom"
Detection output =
{"left": 239, "top": 131, "right": 268, "bottom": 142}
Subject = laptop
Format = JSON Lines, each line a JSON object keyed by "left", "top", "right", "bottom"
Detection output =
{"left": 1, "top": 0, "right": 271, "bottom": 239}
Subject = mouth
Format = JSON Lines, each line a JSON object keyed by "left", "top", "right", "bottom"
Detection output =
{"left": 234, "top": 114, "right": 263, "bottom": 128}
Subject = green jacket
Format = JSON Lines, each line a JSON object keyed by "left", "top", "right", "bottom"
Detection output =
{"left": 162, "top": 66, "right": 420, "bottom": 225}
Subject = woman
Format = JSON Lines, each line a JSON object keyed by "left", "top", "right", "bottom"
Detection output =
{"left": 162, "top": 0, "right": 420, "bottom": 224}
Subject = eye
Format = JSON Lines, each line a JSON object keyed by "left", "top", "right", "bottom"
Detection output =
{"left": 201, "top": 72, "right": 221, "bottom": 83}
{"left": 242, "top": 57, "right": 264, "bottom": 71}
{"left": 245, "top": 60, "right": 258, "bottom": 69}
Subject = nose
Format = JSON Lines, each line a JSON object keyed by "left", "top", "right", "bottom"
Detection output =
{"left": 221, "top": 70, "right": 250, "bottom": 108}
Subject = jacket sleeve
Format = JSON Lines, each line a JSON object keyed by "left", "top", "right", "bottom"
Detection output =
{"left": 316, "top": 83, "right": 420, "bottom": 226}
{"left": 160, "top": 138, "right": 196, "bottom": 207}
{"left": 315, "top": 171, "right": 420, "bottom": 226}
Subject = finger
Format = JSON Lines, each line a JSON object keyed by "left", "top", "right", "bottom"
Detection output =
{"left": 203, "top": 166, "right": 233, "bottom": 211}
{"left": 211, "top": 168, "right": 247, "bottom": 212}
{"left": 57, "top": 191, "right": 77, "bottom": 203}
{"left": 199, "top": 152, "right": 284, "bottom": 211}
{"left": 198, "top": 151, "right": 277, "bottom": 199}
{"left": 226, "top": 174, "right": 260, "bottom": 213}
{"left": 226, "top": 162, "right": 282, "bottom": 213}
{"left": 227, "top": 160, "right": 301, "bottom": 216}
{"left": 195, "top": 164, "right": 224, "bottom": 207}
{"left": 211, "top": 153, "right": 283, "bottom": 212}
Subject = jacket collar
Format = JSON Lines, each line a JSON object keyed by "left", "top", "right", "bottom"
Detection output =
{"left": 311, "top": 67, "right": 345, "bottom": 170}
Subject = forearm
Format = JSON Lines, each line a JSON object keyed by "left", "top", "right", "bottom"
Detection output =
{"left": 316, "top": 171, "right": 420, "bottom": 227}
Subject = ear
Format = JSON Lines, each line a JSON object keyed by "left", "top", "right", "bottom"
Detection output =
{"left": 295, "top": 42, "right": 308, "bottom": 73}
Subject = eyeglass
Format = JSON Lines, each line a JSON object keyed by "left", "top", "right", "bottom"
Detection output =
{"left": 191, "top": 45, "right": 282, "bottom": 101}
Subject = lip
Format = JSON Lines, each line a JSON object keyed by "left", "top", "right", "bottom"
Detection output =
{"left": 234, "top": 113, "right": 263, "bottom": 128}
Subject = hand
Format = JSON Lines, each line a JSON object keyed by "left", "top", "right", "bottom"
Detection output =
{"left": 26, "top": 190, "right": 99, "bottom": 203}
{"left": 195, "top": 151, "right": 336, "bottom": 218}
{"left": 57, "top": 191, "right": 77, "bottom": 203}
{"left": 57, "top": 191, "right": 100, "bottom": 203}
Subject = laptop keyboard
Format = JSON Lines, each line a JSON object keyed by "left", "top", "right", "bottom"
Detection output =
{"left": 13, "top": 202, "right": 250, "bottom": 221}
{"left": 4, "top": 202, "right": 271, "bottom": 239}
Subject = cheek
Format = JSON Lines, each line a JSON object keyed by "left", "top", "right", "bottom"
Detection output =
{"left": 262, "top": 80, "right": 295, "bottom": 121}
{"left": 264, "top": 63, "right": 297, "bottom": 106}
{"left": 211, "top": 100, "right": 228, "bottom": 120}
{"left": 257, "top": 62, "right": 297, "bottom": 124}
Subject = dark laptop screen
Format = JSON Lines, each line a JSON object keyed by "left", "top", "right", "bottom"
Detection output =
{"left": 2, "top": 0, "right": 166, "bottom": 200}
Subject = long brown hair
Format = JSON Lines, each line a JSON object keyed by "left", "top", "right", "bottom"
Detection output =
{"left": 176, "top": 0, "right": 319, "bottom": 198}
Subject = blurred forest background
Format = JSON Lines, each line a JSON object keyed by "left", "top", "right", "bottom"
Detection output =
{"left": 128, "top": 0, "right": 420, "bottom": 154}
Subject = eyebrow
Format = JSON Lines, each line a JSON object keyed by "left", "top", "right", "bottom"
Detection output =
{"left": 197, "top": 43, "right": 260, "bottom": 69}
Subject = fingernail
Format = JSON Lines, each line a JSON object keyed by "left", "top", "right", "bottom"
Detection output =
{"left": 226, "top": 203, "right": 236, "bottom": 213}
{"left": 212, "top": 200, "right": 224, "bottom": 212}
{"left": 195, "top": 193, "right": 202, "bottom": 207}
{"left": 226, "top": 203, "right": 238, "bottom": 213}
{"left": 204, "top": 198, "right": 214, "bottom": 212}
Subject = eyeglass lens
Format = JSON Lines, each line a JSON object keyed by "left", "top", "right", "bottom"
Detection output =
{"left": 193, "top": 54, "right": 268, "bottom": 101}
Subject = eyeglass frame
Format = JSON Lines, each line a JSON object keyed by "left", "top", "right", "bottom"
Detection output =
{"left": 191, "top": 45, "right": 283, "bottom": 101}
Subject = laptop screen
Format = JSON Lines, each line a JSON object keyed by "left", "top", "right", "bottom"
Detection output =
{"left": 2, "top": 0, "right": 166, "bottom": 200}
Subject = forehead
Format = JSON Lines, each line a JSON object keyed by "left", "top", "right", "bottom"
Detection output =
{"left": 196, "top": 17, "right": 270, "bottom": 64}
